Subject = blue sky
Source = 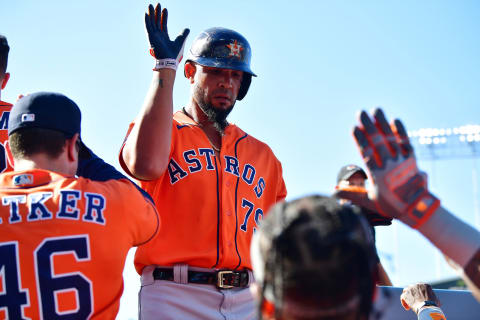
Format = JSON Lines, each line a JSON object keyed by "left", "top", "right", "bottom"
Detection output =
{"left": 2, "top": 1, "right": 479, "bottom": 318}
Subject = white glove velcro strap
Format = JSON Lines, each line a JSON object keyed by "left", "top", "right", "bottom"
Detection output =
{"left": 418, "top": 306, "right": 446, "bottom": 319}
{"left": 153, "top": 59, "right": 178, "bottom": 71}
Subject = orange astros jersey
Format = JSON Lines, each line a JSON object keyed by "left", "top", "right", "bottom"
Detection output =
{"left": 0, "top": 101, "right": 13, "bottom": 173}
{"left": 0, "top": 169, "right": 159, "bottom": 319}
{"left": 120, "top": 111, "right": 286, "bottom": 274}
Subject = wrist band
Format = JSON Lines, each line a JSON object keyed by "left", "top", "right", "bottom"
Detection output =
{"left": 419, "top": 300, "right": 437, "bottom": 309}
{"left": 153, "top": 59, "right": 178, "bottom": 71}
{"left": 418, "top": 306, "right": 446, "bottom": 320}
{"left": 402, "top": 190, "right": 440, "bottom": 229}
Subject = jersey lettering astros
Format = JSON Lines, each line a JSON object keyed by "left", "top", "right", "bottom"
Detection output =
{"left": 0, "top": 169, "right": 159, "bottom": 319}
{"left": 120, "top": 111, "right": 287, "bottom": 274}
{"left": 0, "top": 101, "right": 13, "bottom": 173}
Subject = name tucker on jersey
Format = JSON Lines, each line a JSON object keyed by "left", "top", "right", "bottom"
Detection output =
{"left": 0, "top": 190, "right": 106, "bottom": 225}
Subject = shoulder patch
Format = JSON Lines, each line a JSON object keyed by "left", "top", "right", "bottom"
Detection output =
{"left": 13, "top": 174, "right": 34, "bottom": 186}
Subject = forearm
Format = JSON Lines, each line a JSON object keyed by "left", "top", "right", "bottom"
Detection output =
{"left": 418, "top": 206, "right": 480, "bottom": 267}
{"left": 377, "top": 262, "right": 393, "bottom": 286}
{"left": 123, "top": 70, "right": 175, "bottom": 180}
{"left": 417, "top": 306, "right": 446, "bottom": 320}
{"left": 417, "top": 206, "right": 480, "bottom": 292}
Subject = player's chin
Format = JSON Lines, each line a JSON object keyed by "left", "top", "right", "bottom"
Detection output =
{"left": 211, "top": 98, "right": 235, "bottom": 110}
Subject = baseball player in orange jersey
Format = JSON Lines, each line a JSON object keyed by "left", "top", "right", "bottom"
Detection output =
{"left": 0, "top": 92, "right": 159, "bottom": 319}
{"left": 120, "top": 3, "right": 286, "bottom": 319}
{"left": 0, "top": 35, "right": 13, "bottom": 173}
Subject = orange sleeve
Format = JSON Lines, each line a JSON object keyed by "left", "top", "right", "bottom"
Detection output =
{"left": 111, "top": 179, "right": 160, "bottom": 246}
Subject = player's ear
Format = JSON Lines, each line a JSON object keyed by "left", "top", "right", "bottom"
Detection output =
{"left": 67, "top": 133, "right": 80, "bottom": 162}
{"left": 1, "top": 72, "right": 10, "bottom": 90}
{"left": 184, "top": 62, "right": 196, "bottom": 83}
{"left": 5, "top": 140, "right": 14, "bottom": 168}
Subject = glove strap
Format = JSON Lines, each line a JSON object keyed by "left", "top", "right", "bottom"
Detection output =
{"left": 153, "top": 59, "right": 178, "bottom": 71}
{"left": 405, "top": 191, "right": 440, "bottom": 229}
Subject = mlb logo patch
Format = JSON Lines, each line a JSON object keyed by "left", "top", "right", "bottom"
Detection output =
{"left": 21, "top": 113, "right": 35, "bottom": 122}
{"left": 13, "top": 174, "right": 34, "bottom": 186}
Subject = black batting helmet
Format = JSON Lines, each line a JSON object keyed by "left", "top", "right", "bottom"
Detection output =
{"left": 185, "top": 27, "right": 256, "bottom": 101}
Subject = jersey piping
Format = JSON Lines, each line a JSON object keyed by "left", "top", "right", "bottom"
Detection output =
{"left": 212, "top": 155, "right": 221, "bottom": 268}
{"left": 233, "top": 133, "right": 249, "bottom": 270}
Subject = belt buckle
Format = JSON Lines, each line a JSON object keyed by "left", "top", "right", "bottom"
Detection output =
{"left": 217, "top": 270, "right": 234, "bottom": 289}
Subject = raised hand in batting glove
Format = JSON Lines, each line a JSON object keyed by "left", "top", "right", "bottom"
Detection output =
{"left": 335, "top": 108, "right": 440, "bottom": 229}
{"left": 145, "top": 3, "right": 190, "bottom": 71}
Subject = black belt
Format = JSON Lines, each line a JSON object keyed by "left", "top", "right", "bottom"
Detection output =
{"left": 152, "top": 268, "right": 250, "bottom": 289}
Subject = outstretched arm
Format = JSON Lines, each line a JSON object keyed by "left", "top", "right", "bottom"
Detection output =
{"left": 122, "top": 3, "right": 189, "bottom": 180}
{"left": 335, "top": 108, "right": 480, "bottom": 301}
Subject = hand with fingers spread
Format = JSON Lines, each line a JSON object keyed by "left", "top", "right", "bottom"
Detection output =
{"left": 336, "top": 108, "right": 440, "bottom": 229}
{"left": 145, "top": 3, "right": 190, "bottom": 70}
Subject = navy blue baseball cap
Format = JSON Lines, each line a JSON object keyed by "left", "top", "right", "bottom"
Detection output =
{"left": 8, "top": 92, "right": 81, "bottom": 138}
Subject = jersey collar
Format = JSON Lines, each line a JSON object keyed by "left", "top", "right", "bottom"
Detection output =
{"left": 173, "top": 110, "right": 245, "bottom": 138}
{"left": 174, "top": 110, "right": 198, "bottom": 126}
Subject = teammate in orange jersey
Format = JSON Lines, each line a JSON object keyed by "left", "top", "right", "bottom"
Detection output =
{"left": 0, "top": 92, "right": 159, "bottom": 319}
{"left": 0, "top": 34, "right": 14, "bottom": 173}
{"left": 120, "top": 3, "right": 286, "bottom": 319}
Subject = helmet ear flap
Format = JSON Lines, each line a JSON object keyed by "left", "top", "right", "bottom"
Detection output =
{"left": 237, "top": 73, "right": 252, "bottom": 101}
